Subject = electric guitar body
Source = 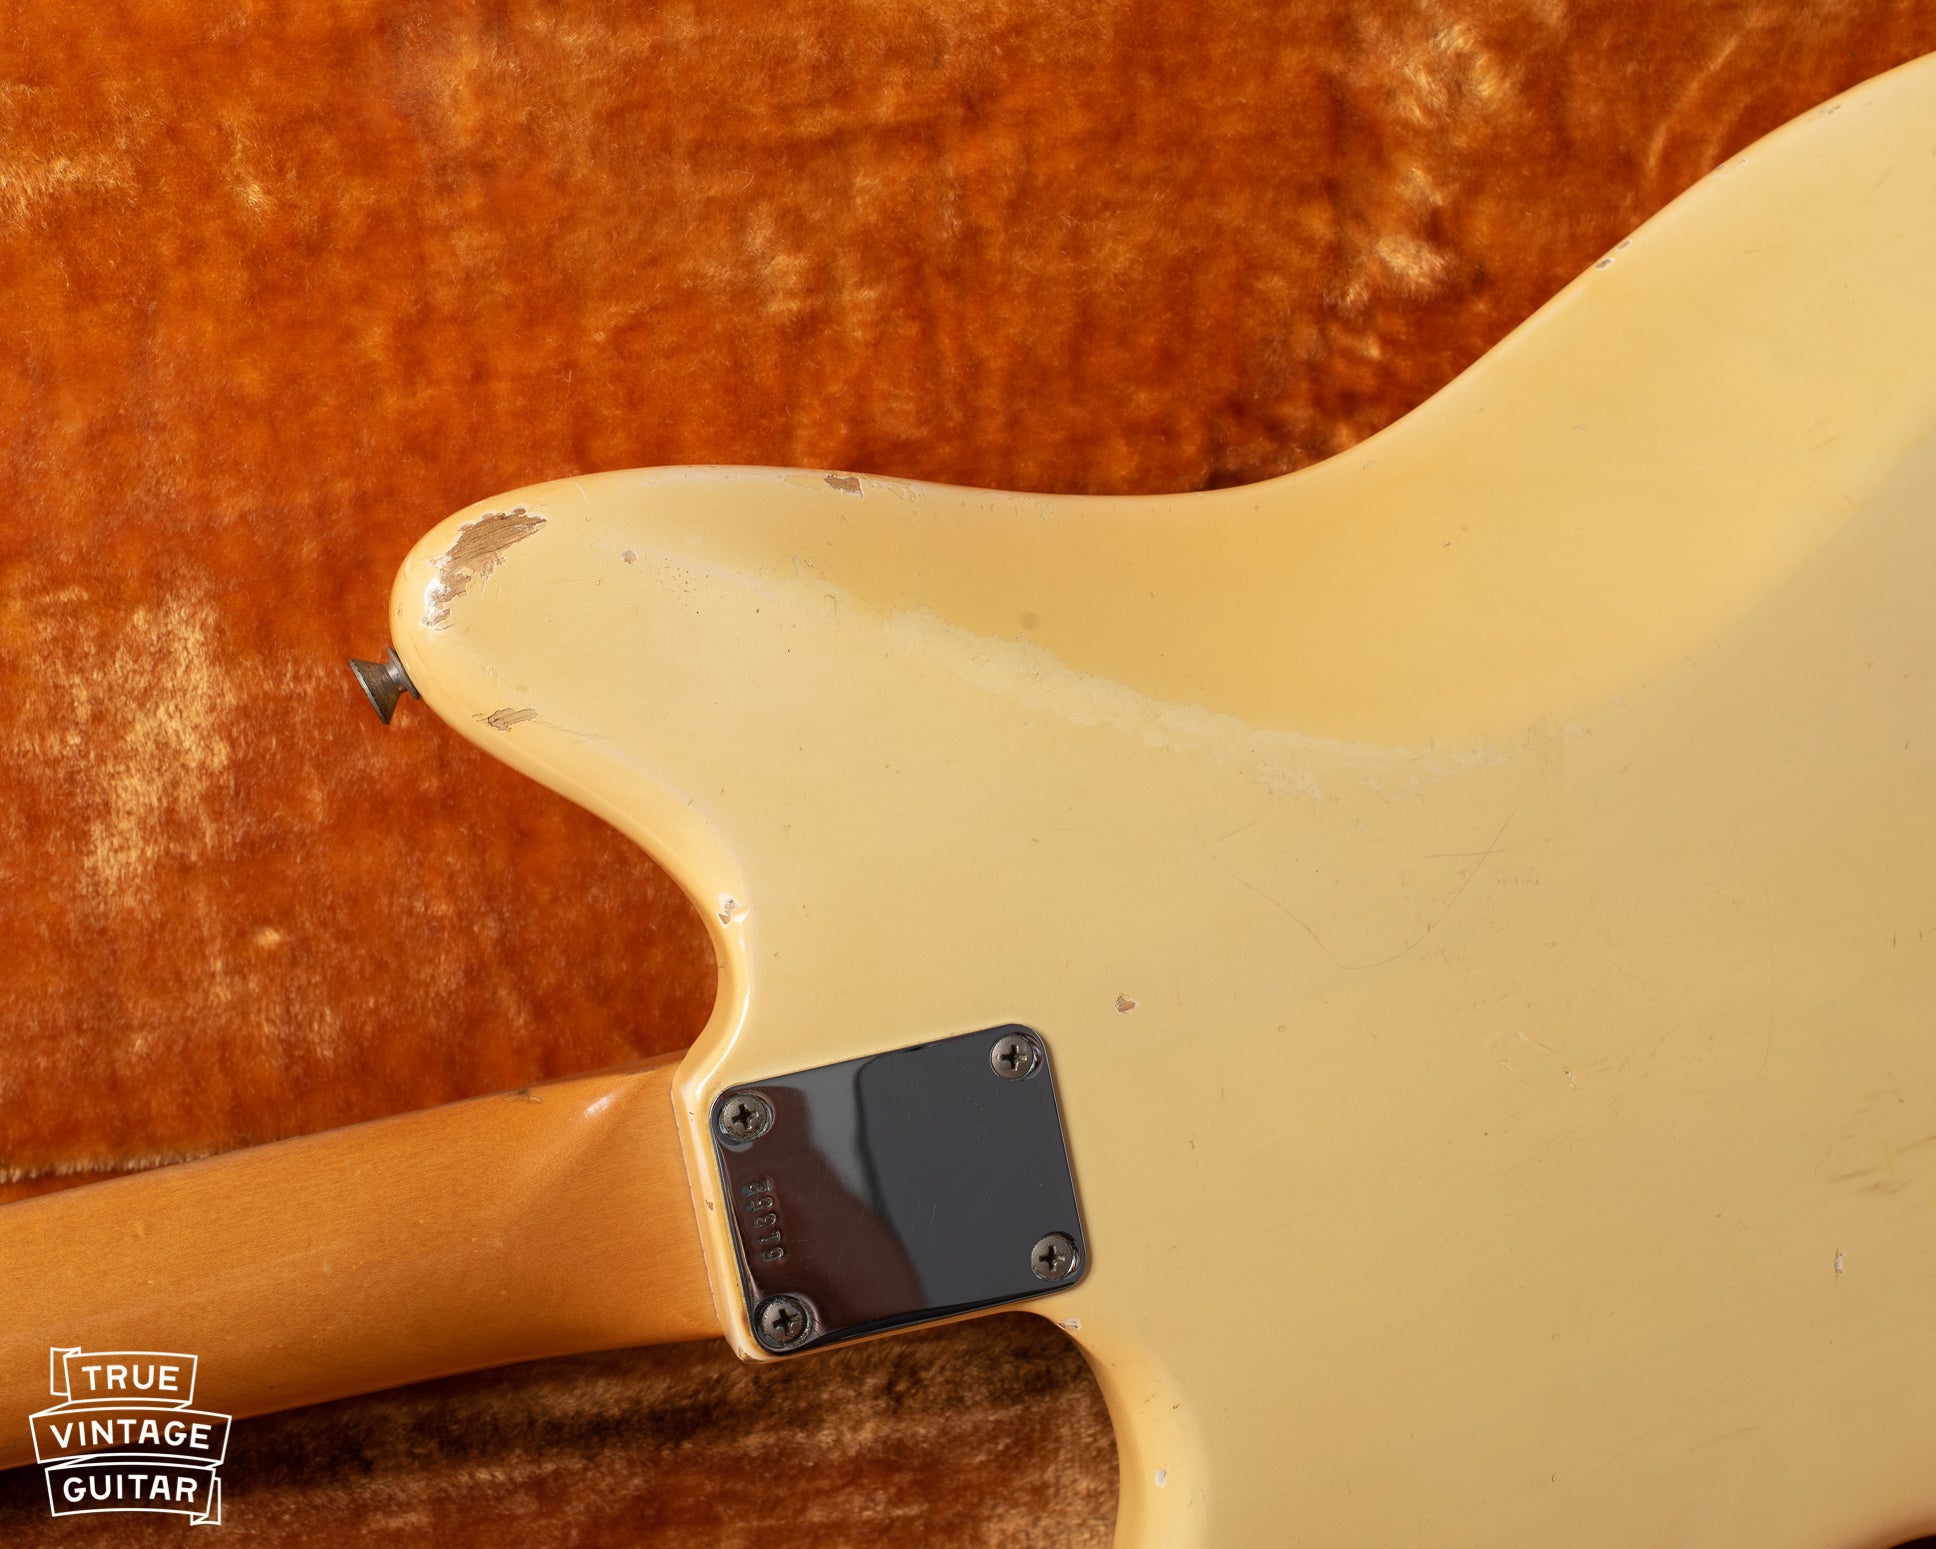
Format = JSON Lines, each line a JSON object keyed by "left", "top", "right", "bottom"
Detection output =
{"left": 5, "top": 50, "right": 1936, "bottom": 1548}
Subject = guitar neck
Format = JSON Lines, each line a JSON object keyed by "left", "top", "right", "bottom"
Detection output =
{"left": 0, "top": 1057, "right": 715, "bottom": 1468}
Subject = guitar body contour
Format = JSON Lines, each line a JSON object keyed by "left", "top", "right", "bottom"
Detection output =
{"left": 384, "top": 53, "right": 1936, "bottom": 1548}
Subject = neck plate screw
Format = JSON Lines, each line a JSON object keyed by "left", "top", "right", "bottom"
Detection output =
{"left": 990, "top": 1031, "right": 1043, "bottom": 1081}
{"left": 1030, "top": 1232, "right": 1079, "bottom": 1282}
{"left": 717, "top": 1091, "right": 774, "bottom": 1144}
{"left": 754, "top": 1294, "right": 815, "bottom": 1351}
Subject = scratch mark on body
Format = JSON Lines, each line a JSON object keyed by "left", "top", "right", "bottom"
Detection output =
{"left": 1190, "top": 808, "right": 1330, "bottom": 956}
{"left": 423, "top": 507, "right": 547, "bottom": 628}
{"left": 1348, "top": 806, "right": 1519, "bottom": 970}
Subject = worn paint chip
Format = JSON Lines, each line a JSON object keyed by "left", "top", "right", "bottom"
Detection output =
{"left": 484, "top": 707, "right": 540, "bottom": 731}
{"left": 824, "top": 472, "right": 862, "bottom": 495}
{"left": 423, "top": 506, "right": 547, "bottom": 628}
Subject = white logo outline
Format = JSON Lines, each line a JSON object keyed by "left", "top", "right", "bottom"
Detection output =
{"left": 30, "top": 1346, "right": 230, "bottom": 1526}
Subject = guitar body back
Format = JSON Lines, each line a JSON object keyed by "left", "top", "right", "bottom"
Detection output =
{"left": 393, "top": 54, "right": 1936, "bottom": 1547}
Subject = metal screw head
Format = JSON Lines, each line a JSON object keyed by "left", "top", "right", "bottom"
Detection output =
{"left": 1030, "top": 1232, "right": 1080, "bottom": 1282}
{"left": 990, "top": 1031, "right": 1043, "bottom": 1081}
{"left": 716, "top": 1091, "right": 774, "bottom": 1144}
{"left": 754, "top": 1294, "right": 815, "bottom": 1351}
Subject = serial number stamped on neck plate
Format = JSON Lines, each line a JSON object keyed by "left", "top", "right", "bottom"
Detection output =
{"left": 710, "top": 1023, "right": 1088, "bottom": 1356}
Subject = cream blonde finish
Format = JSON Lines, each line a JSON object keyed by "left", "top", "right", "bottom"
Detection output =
{"left": 0, "top": 52, "right": 1930, "bottom": 1548}
{"left": 390, "top": 55, "right": 1936, "bottom": 1548}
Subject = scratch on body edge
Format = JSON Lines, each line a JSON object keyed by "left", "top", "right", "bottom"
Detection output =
{"left": 423, "top": 506, "right": 547, "bottom": 628}
{"left": 483, "top": 707, "right": 540, "bottom": 731}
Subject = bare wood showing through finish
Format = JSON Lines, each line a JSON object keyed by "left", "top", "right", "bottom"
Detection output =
{"left": 0, "top": 1057, "right": 716, "bottom": 1469}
